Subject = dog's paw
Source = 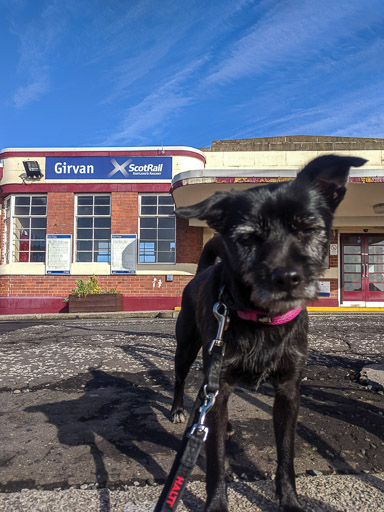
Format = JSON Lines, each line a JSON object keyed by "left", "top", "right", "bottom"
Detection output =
{"left": 170, "top": 408, "right": 186, "bottom": 423}
{"left": 226, "top": 421, "right": 235, "bottom": 439}
{"left": 279, "top": 504, "right": 304, "bottom": 512}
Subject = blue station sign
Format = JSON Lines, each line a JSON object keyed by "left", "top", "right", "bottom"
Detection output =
{"left": 45, "top": 156, "right": 172, "bottom": 180}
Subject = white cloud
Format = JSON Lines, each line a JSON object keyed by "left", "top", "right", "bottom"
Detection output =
{"left": 203, "top": 0, "right": 382, "bottom": 87}
{"left": 100, "top": 60, "right": 205, "bottom": 145}
{"left": 13, "top": 73, "right": 51, "bottom": 109}
{"left": 9, "top": 0, "right": 66, "bottom": 108}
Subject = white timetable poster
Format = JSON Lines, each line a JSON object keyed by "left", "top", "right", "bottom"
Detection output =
{"left": 46, "top": 235, "right": 72, "bottom": 274}
{"left": 111, "top": 234, "right": 137, "bottom": 274}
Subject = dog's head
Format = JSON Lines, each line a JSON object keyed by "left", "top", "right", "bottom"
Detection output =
{"left": 176, "top": 154, "right": 367, "bottom": 313}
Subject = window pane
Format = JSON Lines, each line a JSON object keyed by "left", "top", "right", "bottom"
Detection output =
{"left": 78, "top": 196, "right": 93, "bottom": 205}
{"left": 370, "top": 283, "right": 384, "bottom": 292}
{"left": 94, "top": 206, "right": 110, "bottom": 216}
{"left": 140, "top": 218, "right": 157, "bottom": 228}
{"left": 369, "top": 245, "right": 384, "bottom": 254}
{"left": 30, "top": 252, "right": 45, "bottom": 262}
{"left": 369, "top": 273, "right": 384, "bottom": 282}
{"left": 32, "top": 197, "right": 47, "bottom": 206}
{"left": 78, "top": 206, "right": 93, "bottom": 216}
{"left": 158, "top": 228, "right": 175, "bottom": 239}
{"left": 344, "top": 255, "right": 361, "bottom": 263}
{"left": 344, "top": 264, "right": 361, "bottom": 273}
{"left": 14, "top": 206, "right": 30, "bottom": 216}
{"left": 78, "top": 217, "right": 93, "bottom": 228}
{"left": 344, "top": 283, "right": 362, "bottom": 291}
{"left": 77, "top": 252, "right": 92, "bottom": 262}
{"left": 31, "top": 218, "right": 46, "bottom": 228}
{"left": 158, "top": 196, "right": 174, "bottom": 205}
{"left": 368, "top": 236, "right": 384, "bottom": 245}
{"left": 141, "top": 229, "right": 157, "bottom": 240}
{"left": 141, "top": 196, "right": 157, "bottom": 205}
{"left": 77, "top": 241, "right": 92, "bottom": 251}
{"left": 141, "top": 206, "right": 157, "bottom": 215}
{"left": 31, "top": 206, "right": 47, "bottom": 216}
{"left": 77, "top": 229, "right": 93, "bottom": 239}
{"left": 344, "top": 273, "right": 361, "bottom": 282}
{"left": 369, "top": 255, "right": 384, "bottom": 264}
{"left": 31, "top": 241, "right": 46, "bottom": 251}
{"left": 158, "top": 251, "right": 175, "bottom": 263}
{"left": 94, "top": 217, "right": 111, "bottom": 228}
{"left": 158, "top": 205, "right": 174, "bottom": 215}
{"left": 94, "top": 240, "right": 111, "bottom": 251}
{"left": 31, "top": 229, "right": 46, "bottom": 239}
{"left": 158, "top": 217, "right": 175, "bottom": 228}
{"left": 343, "top": 236, "right": 361, "bottom": 245}
{"left": 369, "top": 264, "right": 384, "bottom": 273}
{"left": 343, "top": 246, "right": 361, "bottom": 254}
{"left": 94, "top": 229, "right": 110, "bottom": 239}
{"left": 158, "top": 241, "right": 175, "bottom": 252}
{"left": 95, "top": 196, "right": 110, "bottom": 205}
{"left": 15, "top": 197, "right": 30, "bottom": 205}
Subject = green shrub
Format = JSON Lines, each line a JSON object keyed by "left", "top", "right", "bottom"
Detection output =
{"left": 64, "top": 275, "right": 118, "bottom": 301}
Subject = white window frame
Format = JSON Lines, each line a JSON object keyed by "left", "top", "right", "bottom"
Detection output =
{"left": 74, "top": 194, "right": 112, "bottom": 263}
{"left": 3, "top": 194, "right": 47, "bottom": 264}
{"left": 138, "top": 194, "right": 176, "bottom": 264}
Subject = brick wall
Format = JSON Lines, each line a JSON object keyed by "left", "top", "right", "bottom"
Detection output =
{"left": 47, "top": 192, "right": 74, "bottom": 234}
{"left": 329, "top": 230, "right": 338, "bottom": 268}
{"left": 111, "top": 192, "right": 138, "bottom": 234}
{"left": 176, "top": 218, "right": 203, "bottom": 264}
{"left": 0, "top": 274, "right": 193, "bottom": 297}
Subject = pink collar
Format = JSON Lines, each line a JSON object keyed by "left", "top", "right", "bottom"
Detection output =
{"left": 237, "top": 306, "right": 303, "bottom": 325}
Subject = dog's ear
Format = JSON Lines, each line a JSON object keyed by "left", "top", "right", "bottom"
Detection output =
{"left": 175, "top": 191, "right": 235, "bottom": 233}
{"left": 295, "top": 154, "right": 367, "bottom": 210}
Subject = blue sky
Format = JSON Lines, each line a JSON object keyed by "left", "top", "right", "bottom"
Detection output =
{"left": 0, "top": 0, "right": 383, "bottom": 149}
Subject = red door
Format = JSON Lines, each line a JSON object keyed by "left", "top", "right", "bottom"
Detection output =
{"left": 342, "top": 234, "right": 384, "bottom": 303}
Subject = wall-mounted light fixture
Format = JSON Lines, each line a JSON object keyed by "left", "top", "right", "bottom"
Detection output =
{"left": 373, "top": 203, "right": 384, "bottom": 214}
{"left": 23, "top": 161, "right": 43, "bottom": 179}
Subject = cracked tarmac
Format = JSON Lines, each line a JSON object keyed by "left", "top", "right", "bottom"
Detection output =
{"left": 0, "top": 315, "right": 383, "bottom": 496}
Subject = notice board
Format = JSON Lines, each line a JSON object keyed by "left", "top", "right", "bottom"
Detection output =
{"left": 111, "top": 234, "right": 137, "bottom": 274}
{"left": 46, "top": 235, "right": 72, "bottom": 274}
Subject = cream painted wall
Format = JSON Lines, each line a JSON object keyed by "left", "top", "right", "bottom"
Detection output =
{"left": 205, "top": 149, "right": 384, "bottom": 170}
{"left": 0, "top": 262, "right": 196, "bottom": 276}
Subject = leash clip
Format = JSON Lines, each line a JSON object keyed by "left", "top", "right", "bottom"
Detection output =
{"left": 208, "top": 301, "right": 229, "bottom": 354}
{"left": 189, "top": 386, "right": 218, "bottom": 441}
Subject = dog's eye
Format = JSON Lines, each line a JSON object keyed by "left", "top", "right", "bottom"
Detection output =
{"left": 292, "top": 216, "right": 325, "bottom": 234}
{"left": 238, "top": 233, "right": 262, "bottom": 247}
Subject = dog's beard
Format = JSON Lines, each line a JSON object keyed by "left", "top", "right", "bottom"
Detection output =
{"left": 245, "top": 276, "right": 319, "bottom": 314}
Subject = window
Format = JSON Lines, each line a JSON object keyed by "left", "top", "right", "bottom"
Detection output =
{"left": 139, "top": 195, "right": 176, "bottom": 263}
{"left": 4, "top": 195, "right": 47, "bottom": 263}
{"left": 75, "top": 195, "right": 111, "bottom": 262}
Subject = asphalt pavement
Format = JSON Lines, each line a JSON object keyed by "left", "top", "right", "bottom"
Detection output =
{"left": 0, "top": 311, "right": 383, "bottom": 511}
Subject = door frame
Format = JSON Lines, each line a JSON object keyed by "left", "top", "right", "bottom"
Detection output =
{"left": 340, "top": 232, "right": 384, "bottom": 307}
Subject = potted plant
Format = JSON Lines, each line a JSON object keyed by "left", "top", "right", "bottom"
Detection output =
{"left": 65, "top": 275, "right": 123, "bottom": 313}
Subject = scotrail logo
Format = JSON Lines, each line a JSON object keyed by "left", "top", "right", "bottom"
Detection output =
{"left": 108, "top": 158, "right": 165, "bottom": 177}
{"left": 108, "top": 158, "right": 132, "bottom": 178}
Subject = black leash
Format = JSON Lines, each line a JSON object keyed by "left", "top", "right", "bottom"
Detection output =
{"left": 154, "top": 299, "right": 229, "bottom": 512}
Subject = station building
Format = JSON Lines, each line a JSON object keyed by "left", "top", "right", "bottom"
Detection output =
{"left": 0, "top": 136, "right": 384, "bottom": 314}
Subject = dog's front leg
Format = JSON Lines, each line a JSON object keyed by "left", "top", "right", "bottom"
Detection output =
{"left": 272, "top": 372, "right": 304, "bottom": 512}
{"left": 205, "top": 381, "right": 232, "bottom": 512}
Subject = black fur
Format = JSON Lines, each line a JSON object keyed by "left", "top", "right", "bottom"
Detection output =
{"left": 170, "top": 155, "right": 366, "bottom": 512}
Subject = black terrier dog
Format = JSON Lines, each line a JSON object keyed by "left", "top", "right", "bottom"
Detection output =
{"left": 170, "top": 155, "right": 366, "bottom": 512}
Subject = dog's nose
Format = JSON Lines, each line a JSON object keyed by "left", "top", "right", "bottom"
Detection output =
{"left": 271, "top": 267, "right": 302, "bottom": 291}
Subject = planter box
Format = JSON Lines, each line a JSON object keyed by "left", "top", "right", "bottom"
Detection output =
{"left": 68, "top": 293, "right": 124, "bottom": 313}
